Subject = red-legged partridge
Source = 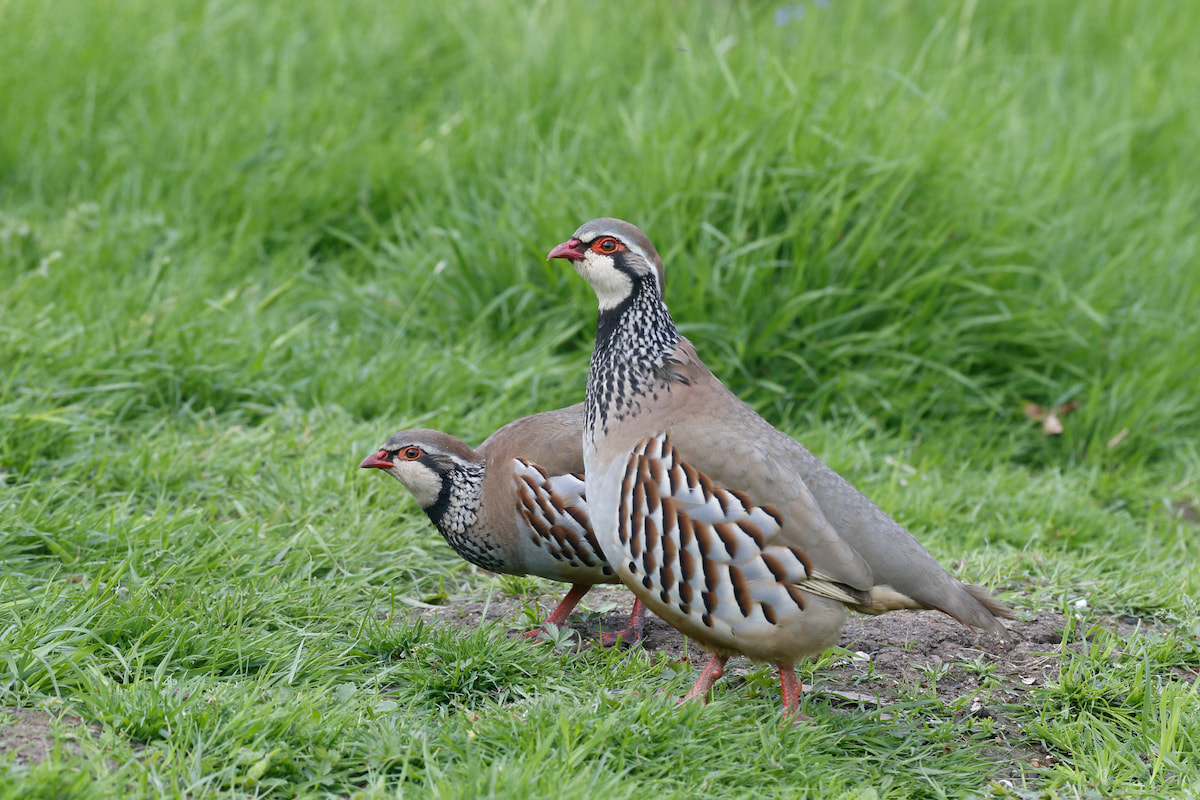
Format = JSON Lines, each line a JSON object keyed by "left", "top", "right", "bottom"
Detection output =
{"left": 549, "top": 218, "right": 1011, "bottom": 717}
{"left": 359, "top": 403, "right": 646, "bottom": 646}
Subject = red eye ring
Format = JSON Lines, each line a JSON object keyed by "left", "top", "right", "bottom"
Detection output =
{"left": 401, "top": 447, "right": 422, "bottom": 460}
{"left": 592, "top": 237, "right": 621, "bottom": 254}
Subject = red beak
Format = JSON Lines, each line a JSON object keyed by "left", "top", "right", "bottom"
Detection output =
{"left": 359, "top": 450, "right": 393, "bottom": 470}
{"left": 546, "top": 238, "right": 585, "bottom": 261}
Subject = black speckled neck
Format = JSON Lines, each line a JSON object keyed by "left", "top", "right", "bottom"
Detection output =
{"left": 585, "top": 274, "right": 681, "bottom": 444}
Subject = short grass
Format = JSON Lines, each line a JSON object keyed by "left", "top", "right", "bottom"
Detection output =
{"left": 2, "top": 0, "right": 1198, "bottom": 797}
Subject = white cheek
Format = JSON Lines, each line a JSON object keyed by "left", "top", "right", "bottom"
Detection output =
{"left": 386, "top": 463, "right": 443, "bottom": 508}
{"left": 574, "top": 252, "right": 632, "bottom": 311}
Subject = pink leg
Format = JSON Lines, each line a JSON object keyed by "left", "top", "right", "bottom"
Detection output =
{"left": 778, "top": 665, "right": 811, "bottom": 721}
{"left": 681, "top": 655, "right": 728, "bottom": 705}
{"left": 598, "top": 597, "right": 647, "bottom": 647}
{"left": 522, "top": 583, "right": 591, "bottom": 639}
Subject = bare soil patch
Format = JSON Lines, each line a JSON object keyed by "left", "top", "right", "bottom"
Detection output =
{"left": 0, "top": 707, "right": 103, "bottom": 768}
{"left": 2, "top": 588, "right": 1160, "bottom": 780}
{"left": 410, "top": 584, "right": 1166, "bottom": 779}
{"left": 410, "top": 584, "right": 1094, "bottom": 694}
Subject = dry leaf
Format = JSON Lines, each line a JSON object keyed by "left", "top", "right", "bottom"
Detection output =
{"left": 801, "top": 685, "right": 882, "bottom": 706}
{"left": 1107, "top": 428, "right": 1130, "bottom": 449}
{"left": 1042, "top": 412, "right": 1063, "bottom": 435}
{"left": 1023, "top": 401, "right": 1080, "bottom": 436}
{"left": 826, "top": 689, "right": 882, "bottom": 705}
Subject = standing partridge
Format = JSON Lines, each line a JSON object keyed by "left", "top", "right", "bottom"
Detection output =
{"left": 549, "top": 218, "right": 1011, "bottom": 716}
{"left": 359, "top": 403, "right": 646, "bottom": 645}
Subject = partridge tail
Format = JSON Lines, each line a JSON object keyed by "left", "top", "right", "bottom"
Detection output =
{"left": 851, "top": 582, "right": 1014, "bottom": 641}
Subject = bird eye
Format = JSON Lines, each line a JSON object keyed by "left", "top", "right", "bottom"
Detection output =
{"left": 594, "top": 237, "right": 619, "bottom": 254}
{"left": 401, "top": 447, "right": 422, "bottom": 460}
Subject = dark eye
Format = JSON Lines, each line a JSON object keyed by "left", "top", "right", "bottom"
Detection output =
{"left": 401, "top": 447, "right": 422, "bottom": 460}
{"left": 595, "top": 237, "right": 619, "bottom": 254}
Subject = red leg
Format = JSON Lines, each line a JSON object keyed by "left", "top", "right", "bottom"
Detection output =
{"left": 598, "top": 597, "right": 647, "bottom": 647}
{"left": 681, "top": 655, "right": 727, "bottom": 705}
{"left": 521, "top": 583, "right": 591, "bottom": 638}
{"left": 778, "top": 665, "right": 811, "bottom": 721}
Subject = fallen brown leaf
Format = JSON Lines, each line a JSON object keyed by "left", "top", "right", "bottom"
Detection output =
{"left": 1023, "top": 401, "right": 1080, "bottom": 436}
{"left": 1023, "top": 403, "right": 1046, "bottom": 422}
{"left": 1042, "top": 412, "right": 1063, "bottom": 435}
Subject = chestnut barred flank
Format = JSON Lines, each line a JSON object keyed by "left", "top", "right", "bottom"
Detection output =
{"left": 612, "top": 433, "right": 858, "bottom": 637}
{"left": 512, "top": 459, "right": 607, "bottom": 572}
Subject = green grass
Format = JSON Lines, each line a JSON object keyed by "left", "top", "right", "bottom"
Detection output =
{"left": 2, "top": 0, "right": 1198, "bottom": 796}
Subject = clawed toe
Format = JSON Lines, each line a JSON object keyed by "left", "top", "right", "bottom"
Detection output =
{"left": 597, "top": 625, "right": 643, "bottom": 648}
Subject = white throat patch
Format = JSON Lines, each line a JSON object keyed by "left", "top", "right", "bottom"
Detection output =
{"left": 574, "top": 252, "right": 633, "bottom": 311}
{"left": 386, "top": 461, "right": 444, "bottom": 508}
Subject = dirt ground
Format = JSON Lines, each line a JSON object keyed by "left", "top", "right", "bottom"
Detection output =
{"left": 0, "top": 707, "right": 104, "bottom": 768}
{"left": 410, "top": 584, "right": 1168, "bottom": 780}
{"left": 415, "top": 582, "right": 1101, "bottom": 695}
{"left": 1, "top": 585, "right": 1161, "bottom": 780}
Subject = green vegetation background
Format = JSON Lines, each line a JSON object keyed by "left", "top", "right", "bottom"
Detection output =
{"left": 1, "top": 1, "right": 1197, "bottom": 797}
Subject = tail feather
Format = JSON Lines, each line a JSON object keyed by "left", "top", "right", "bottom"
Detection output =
{"left": 848, "top": 585, "right": 926, "bottom": 615}
{"left": 850, "top": 582, "right": 1014, "bottom": 641}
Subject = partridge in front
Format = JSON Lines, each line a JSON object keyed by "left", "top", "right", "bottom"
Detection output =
{"left": 549, "top": 218, "right": 1011, "bottom": 717}
{"left": 359, "top": 403, "right": 646, "bottom": 646}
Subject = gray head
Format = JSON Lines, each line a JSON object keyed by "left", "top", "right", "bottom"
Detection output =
{"left": 360, "top": 429, "right": 495, "bottom": 564}
{"left": 546, "top": 217, "right": 664, "bottom": 311}
{"left": 359, "top": 429, "right": 481, "bottom": 509}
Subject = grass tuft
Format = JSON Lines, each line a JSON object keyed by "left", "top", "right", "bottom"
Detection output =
{"left": 1, "top": 0, "right": 1197, "bottom": 796}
